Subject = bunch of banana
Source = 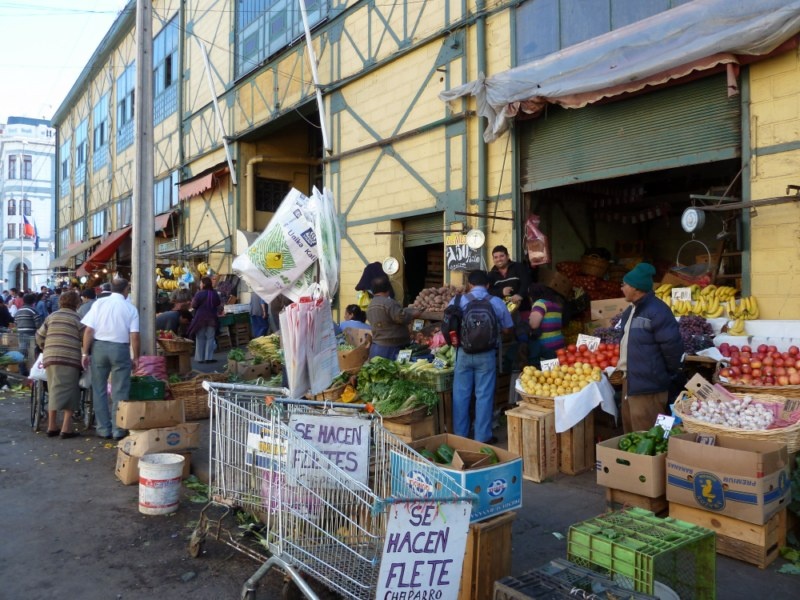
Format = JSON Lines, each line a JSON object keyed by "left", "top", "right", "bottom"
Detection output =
{"left": 727, "top": 317, "right": 747, "bottom": 335}
{"left": 699, "top": 285, "right": 737, "bottom": 302}
{"left": 156, "top": 276, "right": 181, "bottom": 291}
{"left": 727, "top": 296, "right": 760, "bottom": 320}
{"left": 655, "top": 283, "right": 675, "bottom": 303}
{"left": 671, "top": 299, "right": 694, "bottom": 317}
{"left": 197, "top": 262, "right": 210, "bottom": 276}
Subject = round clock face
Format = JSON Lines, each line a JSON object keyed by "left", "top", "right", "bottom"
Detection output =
{"left": 382, "top": 256, "right": 399, "bottom": 275}
{"left": 681, "top": 208, "right": 705, "bottom": 233}
{"left": 465, "top": 229, "right": 486, "bottom": 250}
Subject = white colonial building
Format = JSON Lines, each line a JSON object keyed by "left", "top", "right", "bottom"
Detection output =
{"left": 0, "top": 117, "right": 55, "bottom": 291}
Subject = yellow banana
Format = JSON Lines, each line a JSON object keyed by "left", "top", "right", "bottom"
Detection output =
{"left": 705, "top": 305, "right": 724, "bottom": 319}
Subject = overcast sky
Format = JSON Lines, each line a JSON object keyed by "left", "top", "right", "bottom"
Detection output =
{"left": 0, "top": 1, "right": 128, "bottom": 124}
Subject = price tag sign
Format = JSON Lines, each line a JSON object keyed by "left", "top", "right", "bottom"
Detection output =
{"left": 672, "top": 287, "right": 692, "bottom": 301}
{"left": 412, "top": 319, "right": 425, "bottom": 332}
{"left": 655, "top": 414, "right": 676, "bottom": 438}
{"left": 575, "top": 334, "right": 601, "bottom": 352}
{"left": 540, "top": 358, "right": 560, "bottom": 372}
{"left": 432, "top": 357, "right": 447, "bottom": 369}
{"left": 397, "top": 349, "right": 413, "bottom": 363}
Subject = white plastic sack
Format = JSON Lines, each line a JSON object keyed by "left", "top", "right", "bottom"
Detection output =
{"left": 29, "top": 357, "right": 47, "bottom": 381}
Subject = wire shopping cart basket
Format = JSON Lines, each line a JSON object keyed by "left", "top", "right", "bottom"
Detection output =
{"left": 191, "top": 381, "right": 475, "bottom": 600}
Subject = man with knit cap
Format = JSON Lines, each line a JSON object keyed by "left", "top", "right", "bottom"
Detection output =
{"left": 616, "top": 263, "right": 683, "bottom": 432}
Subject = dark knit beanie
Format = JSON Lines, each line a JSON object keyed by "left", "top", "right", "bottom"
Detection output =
{"left": 623, "top": 262, "right": 656, "bottom": 292}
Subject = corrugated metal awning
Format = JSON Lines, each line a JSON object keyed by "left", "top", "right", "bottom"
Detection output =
{"left": 51, "top": 238, "right": 100, "bottom": 269}
{"left": 440, "top": 0, "right": 800, "bottom": 142}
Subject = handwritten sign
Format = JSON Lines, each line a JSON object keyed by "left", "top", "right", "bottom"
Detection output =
{"left": 445, "top": 234, "right": 481, "bottom": 272}
{"left": 288, "top": 414, "right": 371, "bottom": 486}
{"left": 397, "top": 349, "right": 413, "bottom": 363}
{"left": 575, "top": 334, "right": 601, "bottom": 352}
{"left": 540, "top": 358, "right": 560, "bottom": 372}
{"left": 412, "top": 319, "right": 425, "bottom": 332}
{"left": 672, "top": 287, "right": 692, "bottom": 301}
{"left": 432, "top": 357, "right": 447, "bottom": 369}
{"left": 655, "top": 414, "right": 676, "bottom": 437}
{"left": 376, "top": 501, "right": 471, "bottom": 600}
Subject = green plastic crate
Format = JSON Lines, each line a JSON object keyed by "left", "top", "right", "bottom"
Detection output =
{"left": 218, "top": 314, "right": 235, "bottom": 327}
{"left": 567, "top": 507, "right": 715, "bottom": 599}
{"left": 233, "top": 312, "right": 250, "bottom": 323}
{"left": 128, "top": 376, "right": 166, "bottom": 401}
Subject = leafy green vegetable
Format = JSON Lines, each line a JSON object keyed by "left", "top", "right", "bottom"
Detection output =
{"left": 228, "top": 348, "right": 247, "bottom": 361}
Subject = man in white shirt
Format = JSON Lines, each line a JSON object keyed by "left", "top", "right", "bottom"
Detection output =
{"left": 81, "top": 278, "right": 140, "bottom": 440}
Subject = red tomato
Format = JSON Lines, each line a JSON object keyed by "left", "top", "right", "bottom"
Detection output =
{"left": 567, "top": 344, "right": 577, "bottom": 353}
{"left": 578, "top": 344, "right": 588, "bottom": 353}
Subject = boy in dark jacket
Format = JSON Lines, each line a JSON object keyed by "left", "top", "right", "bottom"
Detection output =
{"left": 616, "top": 263, "right": 683, "bottom": 432}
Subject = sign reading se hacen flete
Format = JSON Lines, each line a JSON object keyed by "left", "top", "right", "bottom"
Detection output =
{"left": 445, "top": 234, "right": 482, "bottom": 272}
{"left": 376, "top": 501, "right": 471, "bottom": 600}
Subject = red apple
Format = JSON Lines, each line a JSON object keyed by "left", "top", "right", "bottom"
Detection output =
{"left": 778, "top": 376, "right": 790, "bottom": 386}
{"left": 790, "top": 373, "right": 800, "bottom": 385}
{"left": 741, "top": 373, "right": 753, "bottom": 383}
{"left": 758, "top": 344, "right": 769, "bottom": 354}
{"left": 719, "top": 368, "right": 732, "bottom": 378}
{"left": 764, "top": 376, "right": 775, "bottom": 385}
{"left": 787, "top": 367, "right": 797, "bottom": 374}
{"left": 750, "top": 361, "right": 762, "bottom": 370}
{"left": 730, "top": 357, "right": 741, "bottom": 367}
{"left": 763, "top": 356, "right": 774, "bottom": 367}
{"left": 742, "top": 345, "right": 752, "bottom": 353}
{"left": 741, "top": 364, "right": 752, "bottom": 374}
{"left": 763, "top": 366, "right": 774, "bottom": 377}
{"left": 730, "top": 366, "right": 742, "bottom": 377}
{"left": 775, "top": 358, "right": 785, "bottom": 368}
{"left": 775, "top": 367, "right": 787, "bottom": 376}
{"left": 730, "top": 345, "right": 740, "bottom": 353}
{"left": 769, "top": 345, "right": 778, "bottom": 353}
{"left": 789, "top": 345, "right": 799, "bottom": 357}
{"left": 741, "top": 352, "right": 752, "bottom": 361}
{"left": 771, "top": 351, "right": 782, "bottom": 359}
{"left": 719, "top": 342, "right": 730, "bottom": 355}
{"left": 752, "top": 368, "right": 762, "bottom": 378}
{"left": 795, "top": 359, "right": 800, "bottom": 369}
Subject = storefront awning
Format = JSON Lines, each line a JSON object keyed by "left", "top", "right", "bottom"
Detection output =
{"left": 440, "top": 0, "right": 800, "bottom": 142}
{"left": 178, "top": 164, "right": 230, "bottom": 201}
{"left": 51, "top": 238, "right": 100, "bottom": 269}
{"left": 155, "top": 211, "right": 175, "bottom": 233}
{"left": 76, "top": 227, "right": 132, "bottom": 278}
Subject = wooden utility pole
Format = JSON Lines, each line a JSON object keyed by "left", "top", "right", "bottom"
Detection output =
{"left": 133, "top": 0, "right": 156, "bottom": 355}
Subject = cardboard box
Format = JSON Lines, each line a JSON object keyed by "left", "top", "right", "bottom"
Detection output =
{"left": 666, "top": 433, "right": 792, "bottom": 525}
{"left": 237, "top": 361, "right": 271, "bottom": 381}
{"left": 538, "top": 267, "right": 573, "bottom": 300}
{"left": 339, "top": 329, "right": 371, "bottom": 372}
{"left": 684, "top": 373, "right": 736, "bottom": 404}
{"left": 590, "top": 298, "right": 630, "bottom": 322}
{"left": 116, "top": 399, "right": 184, "bottom": 430}
{"left": 596, "top": 434, "right": 667, "bottom": 498}
{"left": 405, "top": 433, "right": 523, "bottom": 523}
{"left": 115, "top": 448, "right": 191, "bottom": 485}
{"left": 117, "top": 423, "right": 201, "bottom": 457}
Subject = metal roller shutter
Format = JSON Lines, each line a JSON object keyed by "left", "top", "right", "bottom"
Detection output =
{"left": 403, "top": 213, "right": 444, "bottom": 247}
{"left": 520, "top": 74, "right": 741, "bottom": 192}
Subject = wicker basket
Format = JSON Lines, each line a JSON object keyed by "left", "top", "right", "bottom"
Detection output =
{"left": 673, "top": 391, "right": 800, "bottom": 453}
{"left": 157, "top": 337, "right": 194, "bottom": 353}
{"left": 713, "top": 364, "right": 800, "bottom": 398}
{"left": 580, "top": 254, "right": 610, "bottom": 278}
{"left": 306, "top": 382, "right": 346, "bottom": 402}
{"left": 517, "top": 389, "right": 556, "bottom": 409}
{"left": 170, "top": 372, "right": 228, "bottom": 421}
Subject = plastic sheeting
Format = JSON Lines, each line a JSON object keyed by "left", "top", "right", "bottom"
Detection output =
{"left": 440, "top": 0, "right": 800, "bottom": 142}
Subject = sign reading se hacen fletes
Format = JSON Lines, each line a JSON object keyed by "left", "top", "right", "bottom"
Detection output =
{"left": 376, "top": 501, "right": 471, "bottom": 600}
{"left": 288, "top": 414, "right": 370, "bottom": 486}
{"left": 445, "top": 234, "right": 481, "bottom": 272}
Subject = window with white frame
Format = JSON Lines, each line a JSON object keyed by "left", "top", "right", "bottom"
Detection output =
{"left": 73, "top": 220, "right": 84, "bottom": 242}
{"left": 8, "top": 155, "right": 16, "bottom": 180}
{"left": 75, "top": 119, "right": 88, "bottom": 184}
{"left": 93, "top": 95, "right": 109, "bottom": 171}
{"left": 21, "top": 198, "right": 31, "bottom": 216}
{"left": 60, "top": 138, "right": 71, "bottom": 197}
{"left": 116, "top": 63, "right": 136, "bottom": 152}
{"left": 236, "top": 0, "right": 328, "bottom": 77}
{"left": 154, "top": 17, "right": 179, "bottom": 124}
{"left": 7, "top": 223, "right": 16, "bottom": 239}
{"left": 154, "top": 171, "right": 179, "bottom": 215}
{"left": 91, "top": 209, "right": 107, "bottom": 237}
{"left": 7, "top": 198, "right": 16, "bottom": 216}
{"left": 59, "top": 228, "right": 69, "bottom": 251}
{"left": 21, "top": 155, "right": 32, "bottom": 180}
{"left": 116, "top": 196, "right": 132, "bottom": 229}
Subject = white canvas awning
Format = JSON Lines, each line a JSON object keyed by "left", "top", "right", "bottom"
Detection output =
{"left": 440, "top": 0, "right": 800, "bottom": 142}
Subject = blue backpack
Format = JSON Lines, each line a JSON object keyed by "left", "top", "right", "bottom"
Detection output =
{"left": 460, "top": 293, "right": 499, "bottom": 354}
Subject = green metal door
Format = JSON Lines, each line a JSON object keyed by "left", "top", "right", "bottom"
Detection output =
{"left": 520, "top": 74, "right": 741, "bottom": 191}
{"left": 403, "top": 213, "right": 444, "bottom": 247}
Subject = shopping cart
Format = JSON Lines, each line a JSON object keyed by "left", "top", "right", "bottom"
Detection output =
{"left": 191, "top": 381, "right": 475, "bottom": 600}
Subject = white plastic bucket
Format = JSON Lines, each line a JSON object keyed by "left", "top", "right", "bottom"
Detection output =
{"left": 138, "top": 453, "right": 185, "bottom": 515}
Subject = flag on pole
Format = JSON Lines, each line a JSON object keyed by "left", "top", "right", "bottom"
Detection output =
{"left": 22, "top": 215, "right": 35, "bottom": 238}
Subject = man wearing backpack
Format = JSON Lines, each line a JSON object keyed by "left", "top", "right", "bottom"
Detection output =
{"left": 448, "top": 270, "right": 513, "bottom": 443}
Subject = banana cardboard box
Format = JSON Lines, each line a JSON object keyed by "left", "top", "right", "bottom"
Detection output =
{"left": 666, "top": 433, "right": 791, "bottom": 525}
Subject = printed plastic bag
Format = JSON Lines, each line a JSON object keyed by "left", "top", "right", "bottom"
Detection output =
{"left": 29, "top": 357, "right": 47, "bottom": 381}
{"left": 525, "top": 214, "right": 550, "bottom": 266}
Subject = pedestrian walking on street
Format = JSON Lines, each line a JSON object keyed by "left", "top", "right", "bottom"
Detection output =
{"left": 81, "top": 278, "right": 140, "bottom": 440}
{"left": 15, "top": 293, "right": 42, "bottom": 376}
{"left": 188, "top": 276, "right": 221, "bottom": 363}
{"left": 616, "top": 263, "right": 684, "bottom": 432}
{"left": 249, "top": 292, "right": 268, "bottom": 338}
{"left": 77, "top": 288, "right": 96, "bottom": 318}
{"left": 449, "top": 270, "right": 514, "bottom": 444}
{"left": 35, "top": 290, "right": 85, "bottom": 438}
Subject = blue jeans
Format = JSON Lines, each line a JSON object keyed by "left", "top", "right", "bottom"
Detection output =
{"left": 250, "top": 315, "right": 268, "bottom": 338}
{"left": 369, "top": 342, "right": 401, "bottom": 361}
{"left": 195, "top": 326, "right": 216, "bottom": 361}
{"left": 91, "top": 340, "right": 132, "bottom": 437}
{"left": 452, "top": 349, "right": 497, "bottom": 442}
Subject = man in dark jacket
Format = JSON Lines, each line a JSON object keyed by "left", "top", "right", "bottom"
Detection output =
{"left": 617, "top": 263, "right": 683, "bottom": 432}
{"left": 487, "top": 245, "right": 530, "bottom": 307}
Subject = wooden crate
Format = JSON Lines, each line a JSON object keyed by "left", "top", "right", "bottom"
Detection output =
{"left": 605, "top": 488, "right": 668, "bottom": 516}
{"left": 230, "top": 322, "right": 252, "bottom": 346}
{"left": 669, "top": 503, "right": 787, "bottom": 569}
{"left": 459, "top": 511, "right": 515, "bottom": 600}
{"left": 506, "top": 405, "right": 558, "bottom": 483}
{"left": 558, "top": 414, "right": 595, "bottom": 475}
{"left": 382, "top": 414, "right": 436, "bottom": 443}
{"left": 216, "top": 330, "right": 232, "bottom": 352}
